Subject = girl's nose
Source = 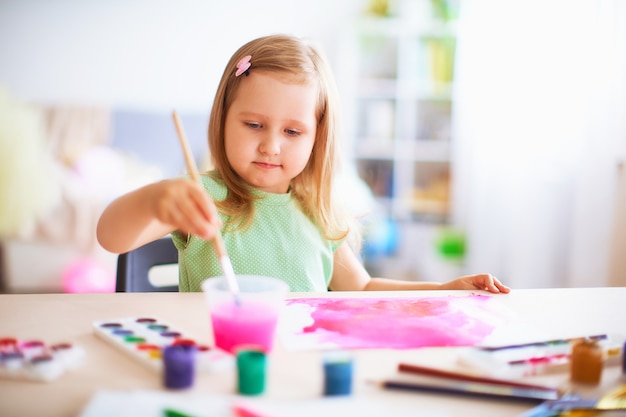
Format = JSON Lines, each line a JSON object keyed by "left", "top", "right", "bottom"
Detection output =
{"left": 259, "top": 132, "right": 281, "bottom": 156}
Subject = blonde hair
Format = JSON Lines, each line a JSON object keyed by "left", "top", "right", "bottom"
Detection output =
{"left": 207, "top": 34, "right": 354, "bottom": 243}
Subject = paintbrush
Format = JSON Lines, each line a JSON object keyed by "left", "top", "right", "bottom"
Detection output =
{"left": 172, "top": 110, "right": 240, "bottom": 300}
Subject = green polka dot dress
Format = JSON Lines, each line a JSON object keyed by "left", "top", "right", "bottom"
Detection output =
{"left": 172, "top": 175, "right": 339, "bottom": 292}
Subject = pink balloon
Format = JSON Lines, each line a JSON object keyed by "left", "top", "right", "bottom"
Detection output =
{"left": 62, "top": 259, "right": 115, "bottom": 293}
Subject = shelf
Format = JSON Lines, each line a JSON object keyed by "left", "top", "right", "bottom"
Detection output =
{"left": 347, "top": 10, "right": 458, "bottom": 225}
{"left": 354, "top": 139, "right": 450, "bottom": 162}
{"left": 356, "top": 78, "right": 398, "bottom": 98}
{"left": 354, "top": 139, "right": 395, "bottom": 160}
{"left": 398, "top": 140, "right": 451, "bottom": 162}
{"left": 357, "top": 16, "right": 457, "bottom": 38}
{"left": 355, "top": 78, "right": 452, "bottom": 101}
{"left": 345, "top": 3, "right": 463, "bottom": 281}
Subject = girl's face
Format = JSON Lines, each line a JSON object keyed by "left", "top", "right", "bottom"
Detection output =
{"left": 224, "top": 71, "right": 318, "bottom": 194}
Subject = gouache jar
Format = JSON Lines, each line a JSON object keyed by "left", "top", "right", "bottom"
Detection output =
{"left": 570, "top": 338, "right": 603, "bottom": 385}
{"left": 323, "top": 351, "right": 354, "bottom": 396}
{"left": 236, "top": 347, "right": 267, "bottom": 395}
{"left": 163, "top": 344, "right": 196, "bottom": 389}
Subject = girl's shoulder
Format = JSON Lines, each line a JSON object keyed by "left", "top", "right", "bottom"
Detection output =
{"left": 200, "top": 171, "right": 227, "bottom": 201}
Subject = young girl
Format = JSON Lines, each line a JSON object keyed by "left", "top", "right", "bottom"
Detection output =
{"left": 97, "top": 34, "right": 509, "bottom": 294}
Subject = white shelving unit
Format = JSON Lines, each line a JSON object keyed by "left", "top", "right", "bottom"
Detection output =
{"left": 348, "top": 14, "right": 457, "bottom": 222}
{"left": 340, "top": 5, "right": 460, "bottom": 280}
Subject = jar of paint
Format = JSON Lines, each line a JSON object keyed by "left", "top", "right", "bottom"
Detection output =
{"left": 570, "top": 338, "right": 603, "bottom": 385}
{"left": 163, "top": 344, "right": 196, "bottom": 389}
{"left": 236, "top": 346, "right": 267, "bottom": 396}
{"left": 323, "top": 351, "right": 354, "bottom": 396}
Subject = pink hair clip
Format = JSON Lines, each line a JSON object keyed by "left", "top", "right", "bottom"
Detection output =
{"left": 236, "top": 55, "right": 252, "bottom": 77}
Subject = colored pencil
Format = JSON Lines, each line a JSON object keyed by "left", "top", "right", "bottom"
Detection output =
{"left": 377, "top": 379, "right": 560, "bottom": 402}
{"left": 232, "top": 404, "right": 273, "bottom": 417}
{"left": 398, "top": 362, "right": 560, "bottom": 392}
{"left": 163, "top": 409, "right": 196, "bottom": 417}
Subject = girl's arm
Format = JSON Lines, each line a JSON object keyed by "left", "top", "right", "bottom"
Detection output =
{"left": 329, "top": 242, "right": 510, "bottom": 293}
{"left": 96, "top": 178, "right": 219, "bottom": 254}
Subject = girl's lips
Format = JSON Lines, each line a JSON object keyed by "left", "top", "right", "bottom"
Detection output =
{"left": 254, "top": 161, "right": 280, "bottom": 169}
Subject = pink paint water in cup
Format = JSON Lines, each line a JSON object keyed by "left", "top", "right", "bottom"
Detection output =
{"left": 201, "top": 275, "right": 289, "bottom": 353}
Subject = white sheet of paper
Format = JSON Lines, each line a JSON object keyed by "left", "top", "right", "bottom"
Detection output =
{"left": 78, "top": 389, "right": 450, "bottom": 417}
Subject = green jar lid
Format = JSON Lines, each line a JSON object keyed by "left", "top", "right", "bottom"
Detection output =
{"left": 236, "top": 348, "right": 267, "bottom": 395}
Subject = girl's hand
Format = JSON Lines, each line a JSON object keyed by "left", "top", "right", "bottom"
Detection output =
{"left": 441, "top": 274, "right": 510, "bottom": 294}
{"left": 149, "top": 178, "right": 221, "bottom": 240}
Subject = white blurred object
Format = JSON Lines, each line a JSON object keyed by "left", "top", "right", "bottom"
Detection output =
{"left": 73, "top": 145, "right": 162, "bottom": 203}
{"left": 0, "top": 87, "right": 61, "bottom": 237}
{"left": 334, "top": 161, "right": 377, "bottom": 220}
{"left": 452, "top": 0, "right": 626, "bottom": 288}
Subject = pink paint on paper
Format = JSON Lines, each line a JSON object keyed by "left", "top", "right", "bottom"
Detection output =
{"left": 282, "top": 295, "right": 505, "bottom": 350}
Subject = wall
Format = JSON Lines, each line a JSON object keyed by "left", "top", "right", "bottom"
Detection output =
{"left": 2, "top": 0, "right": 624, "bottom": 291}
{"left": 0, "top": 0, "right": 366, "bottom": 292}
{"left": 0, "top": 0, "right": 362, "bottom": 112}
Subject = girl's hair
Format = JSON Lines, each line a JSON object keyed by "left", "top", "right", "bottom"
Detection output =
{"left": 208, "top": 34, "right": 355, "bottom": 243}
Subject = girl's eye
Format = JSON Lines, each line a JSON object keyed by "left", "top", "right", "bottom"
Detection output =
{"left": 285, "top": 129, "right": 300, "bottom": 136}
{"left": 245, "top": 122, "right": 261, "bottom": 129}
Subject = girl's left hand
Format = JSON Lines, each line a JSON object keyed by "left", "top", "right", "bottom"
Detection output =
{"left": 442, "top": 274, "right": 511, "bottom": 294}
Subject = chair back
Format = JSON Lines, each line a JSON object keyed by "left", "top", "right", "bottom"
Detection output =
{"left": 116, "top": 237, "right": 179, "bottom": 292}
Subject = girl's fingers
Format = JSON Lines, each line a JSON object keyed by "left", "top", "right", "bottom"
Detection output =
{"left": 487, "top": 275, "right": 511, "bottom": 294}
{"left": 176, "top": 191, "right": 217, "bottom": 239}
{"left": 486, "top": 284, "right": 500, "bottom": 293}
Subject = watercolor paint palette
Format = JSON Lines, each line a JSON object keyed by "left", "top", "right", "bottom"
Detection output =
{"left": 92, "top": 317, "right": 233, "bottom": 373}
{"left": 0, "top": 337, "right": 85, "bottom": 382}
{"left": 458, "top": 334, "right": 624, "bottom": 377}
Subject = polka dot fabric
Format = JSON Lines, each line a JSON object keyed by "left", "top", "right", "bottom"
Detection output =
{"left": 172, "top": 175, "right": 339, "bottom": 292}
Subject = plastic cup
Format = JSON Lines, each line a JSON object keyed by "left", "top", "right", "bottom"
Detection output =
{"left": 201, "top": 275, "right": 289, "bottom": 353}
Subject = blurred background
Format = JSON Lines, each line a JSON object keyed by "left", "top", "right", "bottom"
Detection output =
{"left": 1, "top": 0, "right": 624, "bottom": 293}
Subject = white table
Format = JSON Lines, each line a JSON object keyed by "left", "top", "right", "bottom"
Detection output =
{"left": 1, "top": 288, "right": 625, "bottom": 417}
